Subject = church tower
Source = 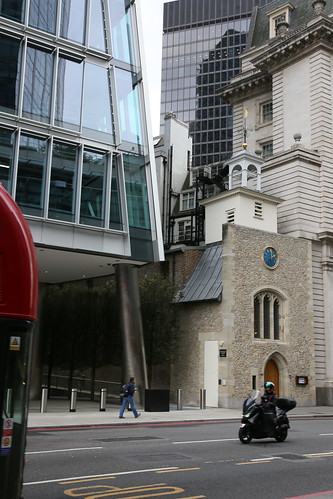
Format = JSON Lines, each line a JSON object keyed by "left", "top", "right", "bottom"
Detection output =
{"left": 201, "top": 142, "right": 282, "bottom": 245}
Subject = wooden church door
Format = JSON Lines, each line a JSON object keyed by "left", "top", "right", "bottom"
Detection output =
{"left": 264, "top": 358, "right": 280, "bottom": 396}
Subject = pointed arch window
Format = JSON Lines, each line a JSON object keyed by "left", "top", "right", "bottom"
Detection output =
{"left": 263, "top": 294, "right": 270, "bottom": 339}
{"left": 254, "top": 291, "right": 284, "bottom": 341}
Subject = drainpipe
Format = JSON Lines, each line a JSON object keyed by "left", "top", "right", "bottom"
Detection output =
{"left": 162, "top": 155, "right": 167, "bottom": 243}
{"left": 167, "top": 145, "right": 173, "bottom": 247}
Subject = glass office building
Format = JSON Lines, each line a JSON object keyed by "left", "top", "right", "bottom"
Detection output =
{"left": 161, "top": 0, "right": 271, "bottom": 167}
{"left": 0, "top": 0, "right": 163, "bottom": 282}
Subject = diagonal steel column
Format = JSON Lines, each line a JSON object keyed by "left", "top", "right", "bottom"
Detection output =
{"left": 115, "top": 264, "right": 148, "bottom": 407}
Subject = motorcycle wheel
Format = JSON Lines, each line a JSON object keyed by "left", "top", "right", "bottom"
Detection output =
{"left": 275, "top": 429, "right": 288, "bottom": 442}
{"left": 239, "top": 426, "right": 252, "bottom": 444}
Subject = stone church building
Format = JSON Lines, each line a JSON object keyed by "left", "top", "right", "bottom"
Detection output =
{"left": 166, "top": 0, "right": 333, "bottom": 408}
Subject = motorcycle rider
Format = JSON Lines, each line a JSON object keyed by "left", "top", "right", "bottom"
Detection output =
{"left": 261, "top": 381, "right": 278, "bottom": 410}
{"left": 260, "top": 382, "right": 278, "bottom": 435}
{"left": 239, "top": 382, "right": 296, "bottom": 443}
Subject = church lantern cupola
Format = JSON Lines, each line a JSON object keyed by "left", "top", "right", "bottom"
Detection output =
{"left": 225, "top": 148, "right": 265, "bottom": 192}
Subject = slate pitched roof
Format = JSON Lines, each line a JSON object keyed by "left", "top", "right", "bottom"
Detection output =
{"left": 249, "top": 0, "right": 333, "bottom": 48}
{"left": 176, "top": 242, "right": 222, "bottom": 303}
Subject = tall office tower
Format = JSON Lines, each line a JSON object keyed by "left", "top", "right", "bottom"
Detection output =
{"left": 0, "top": 0, "right": 163, "bottom": 284}
{"left": 161, "top": 0, "right": 271, "bottom": 168}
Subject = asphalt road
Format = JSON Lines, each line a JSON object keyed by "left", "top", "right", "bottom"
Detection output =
{"left": 23, "top": 417, "right": 333, "bottom": 499}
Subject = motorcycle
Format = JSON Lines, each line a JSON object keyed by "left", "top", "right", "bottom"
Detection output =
{"left": 238, "top": 389, "right": 297, "bottom": 444}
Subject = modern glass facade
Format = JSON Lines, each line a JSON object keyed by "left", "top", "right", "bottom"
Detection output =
{"left": 0, "top": 0, "right": 162, "bottom": 267}
{"left": 161, "top": 0, "right": 271, "bottom": 167}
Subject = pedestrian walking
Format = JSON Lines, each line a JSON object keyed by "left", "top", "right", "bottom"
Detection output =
{"left": 119, "top": 376, "right": 141, "bottom": 419}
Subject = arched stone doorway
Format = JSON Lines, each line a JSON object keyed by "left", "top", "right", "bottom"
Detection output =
{"left": 264, "top": 353, "right": 289, "bottom": 397}
{"left": 264, "top": 358, "right": 280, "bottom": 395}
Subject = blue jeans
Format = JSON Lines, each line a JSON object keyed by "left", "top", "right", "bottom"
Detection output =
{"left": 119, "top": 395, "right": 139, "bottom": 417}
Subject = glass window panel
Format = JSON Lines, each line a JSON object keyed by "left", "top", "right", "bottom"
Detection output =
{"left": 108, "top": 0, "right": 135, "bottom": 64}
{"left": 0, "top": 128, "right": 15, "bottom": 193}
{"left": 181, "top": 192, "right": 195, "bottom": 211}
{"left": 82, "top": 63, "right": 113, "bottom": 141}
{"left": 28, "top": 0, "right": 57, "bottom": 34}
{"left": 0, "top": 0, "right": 25, "bottom": 22}
{"left": 109, "top": 155, "right": 122, "bottom": 230}
{"left": 274, "top": 300, "right": 280, "bottom": 340}
{"left": 16, "top": 135, "right": 47, "bottom": 216}
{"left": 123, "top": 154, "right": 150, "bottom": 229}
{"left": 60, "top": 0, "right": 86, "bottom": 44}
{"left": 262, "top": 101, "right": 273, "bottom": 123}
{"left": 23, "top": 46, "right": 53, "bottom": 123}
{"left": 262, "top": 142, "right": 273, "bottom": 158}
{"left": 115, "top": 68, "right": 142, "bottom": 146}
{"left": 0, "top": 35, "right": 21, "bottom": 115}
{"left": 89, "top": 0, "right": 106, "bottom": 52}
{"left": 49, "top": 142, "right": 78, "bottom": 222}
{"left": 263, "top": 295, "right": 270, "bottom": 339}
{"left": 55, "top": 57, "right": 83, "bottom": 131}
{"left": 80, "top": 149, "right": 107, "bottom": 227}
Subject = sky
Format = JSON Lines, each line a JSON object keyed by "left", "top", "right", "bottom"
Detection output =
{"left": 139, "top": 0, "right": 169, "bottom": 136}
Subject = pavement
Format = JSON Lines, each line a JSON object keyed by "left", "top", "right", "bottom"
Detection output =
{"left": 27, "top": 398, "right": 333, "bottom": 428}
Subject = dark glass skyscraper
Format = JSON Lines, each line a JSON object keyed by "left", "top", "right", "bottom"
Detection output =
{"left": 161, "top": 0, "right": 272, "bottom": 167}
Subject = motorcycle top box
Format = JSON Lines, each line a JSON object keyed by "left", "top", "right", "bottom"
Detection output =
{"left": 276, "top": 397, "right": 297, "bottom": 412}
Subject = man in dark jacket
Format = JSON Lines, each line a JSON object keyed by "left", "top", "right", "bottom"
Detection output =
{"left": 261, "top": 381, "right": 278, "bottom": 411}
{"left": 119, "top": 376, "right": 141, "bottom": 419}
{"left": 261, "top": 381, "right": 277, "bottom": 435}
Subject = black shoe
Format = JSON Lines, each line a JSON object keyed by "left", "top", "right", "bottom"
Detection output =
{"left": 135, "top": 413, "right": 141, "bottom": 418}
{"left": 119, "top": 416, "right": 125, "bottom": 419}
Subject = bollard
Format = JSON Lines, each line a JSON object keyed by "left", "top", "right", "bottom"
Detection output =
{"left": 69, "top": 388, "right": 77, "bottom": 412}
{"left": 176, "top": 389, "right": 183, "bottom": 410}
{"left": 100, "top": 388, "right": 107, "bottom": 411}
{"left": 200, "top": 388, "right": 206, "bottom": 409}
{"left": 40, "top": 388, "right": 48, "bottom": 413}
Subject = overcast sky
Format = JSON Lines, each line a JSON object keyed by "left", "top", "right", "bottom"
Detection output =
{"left": 139, "top": 0, "right": 169, "bottom": 136}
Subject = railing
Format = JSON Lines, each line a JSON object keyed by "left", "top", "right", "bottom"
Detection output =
{"left": 42, "top": 374, "right": 121, "bottom": 399}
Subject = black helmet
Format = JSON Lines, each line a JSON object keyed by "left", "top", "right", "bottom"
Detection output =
{"left": 264, "top": 381, "right": 275, "bottom": 390}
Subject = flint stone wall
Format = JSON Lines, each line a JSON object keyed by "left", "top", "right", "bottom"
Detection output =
{"left": 170, "top": 224, "right": 316, "bottom": 408}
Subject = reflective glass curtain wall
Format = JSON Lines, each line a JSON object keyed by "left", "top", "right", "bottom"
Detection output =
{"left": 161, "top": 0, "right": 271, "bottom": 167}
{"left": 0, "top": 0, "right": 145, "bottom": 148}
{"left": 0, "top": 0, "right": 155, "bottom": 259}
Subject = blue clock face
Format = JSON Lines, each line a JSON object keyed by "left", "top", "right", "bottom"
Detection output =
{"left": 264, "top": 247, "right": 278, "bottom": 268}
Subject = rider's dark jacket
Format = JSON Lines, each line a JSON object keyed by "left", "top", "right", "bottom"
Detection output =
{"left": 261, "top": 391, "right": 278, "bottom": 412}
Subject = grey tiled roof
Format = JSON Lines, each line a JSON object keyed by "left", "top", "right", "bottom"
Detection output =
{"left": 249, "top": 0, "right": 333, "bottom": 48}
{"left": 176, "top": 243, "right": 222, "bottom": 303}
